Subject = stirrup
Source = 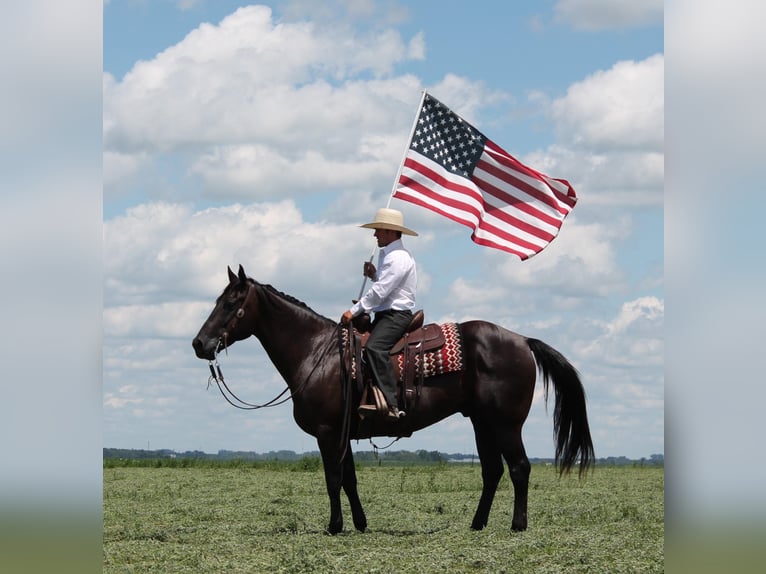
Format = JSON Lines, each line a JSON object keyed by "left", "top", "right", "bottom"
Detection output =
{"left": 359, "top": 385, "right": 389, "bottom": 413}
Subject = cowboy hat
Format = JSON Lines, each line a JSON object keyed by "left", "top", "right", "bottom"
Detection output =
{"left": 359, "top": 208, "right": 418, "bottom": 236}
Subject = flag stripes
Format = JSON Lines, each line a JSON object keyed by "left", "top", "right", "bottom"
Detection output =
{"left": 393, "top": 92, "right": 577, "bottom": 260}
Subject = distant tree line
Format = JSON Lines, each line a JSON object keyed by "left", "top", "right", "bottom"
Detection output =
{"left": 103, "top": 448, "right": 663, "bottom": 467}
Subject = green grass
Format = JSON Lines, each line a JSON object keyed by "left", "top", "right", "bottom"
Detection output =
{"left": 103, "top": 463, "right": 663, "bottom": 573}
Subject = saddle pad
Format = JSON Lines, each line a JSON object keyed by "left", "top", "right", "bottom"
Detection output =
{"left": 342, "top": 322, "right": 465, "bottom": 382}
{"left": 392, "top": 322, "right": 464, "bottom": 380}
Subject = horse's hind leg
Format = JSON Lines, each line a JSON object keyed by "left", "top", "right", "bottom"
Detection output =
{"left": 341, "top": 445, "right": 367, "bottom": 532}
{"left": 470, "top": 417, "right": 504, "bottom": 530}
{"left": 499, "top": 428, "right": 530, "bottom": 532}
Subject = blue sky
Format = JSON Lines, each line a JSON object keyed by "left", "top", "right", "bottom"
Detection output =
{"left": 102, "top": 0, "right": 664, "bottom": 459}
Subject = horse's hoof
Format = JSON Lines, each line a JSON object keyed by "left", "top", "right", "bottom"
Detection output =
{"left": 325, "top": 523, "right": 343, "bottom": 536}
{"left": 470, "top": 521, "right": 486, "bottom": 531}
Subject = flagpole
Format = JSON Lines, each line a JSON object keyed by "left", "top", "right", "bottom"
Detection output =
{"left": 386, "top": 88, "right": 427, "bottom": 208}
{"left": 357, "top": 89, "right": 428, "bottom": 300}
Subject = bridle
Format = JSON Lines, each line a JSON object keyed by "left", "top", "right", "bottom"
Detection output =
{"left": 204, "top": 281, "right": 341, "bottom": 411}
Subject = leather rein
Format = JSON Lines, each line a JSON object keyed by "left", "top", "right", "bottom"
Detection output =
{"left": 207, "top": 341, "right": 293, "bottom": 410}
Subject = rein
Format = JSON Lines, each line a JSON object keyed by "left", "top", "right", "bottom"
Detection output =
{"left": 206, "top": 326, "right": 340, "bottom": 411}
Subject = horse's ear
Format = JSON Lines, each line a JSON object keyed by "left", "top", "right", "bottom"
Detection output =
{"left": 237, "top": 264, "right": 247, "bottom": 283}
{"left": 227, "top": 266, "right": 237, "bottom": 284}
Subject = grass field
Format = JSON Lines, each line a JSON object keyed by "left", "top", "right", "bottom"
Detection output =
{"left": 103, "top": 461, "right": 663, "bottom": 573}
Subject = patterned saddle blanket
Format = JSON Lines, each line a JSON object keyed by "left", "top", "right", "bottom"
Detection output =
{"left": 343, "top": 322, "right": 465, "bottom": 383}
{"left": 391, "top": 322, "right": 464, "bottom": 381}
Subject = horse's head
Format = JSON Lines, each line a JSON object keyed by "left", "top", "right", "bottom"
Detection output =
{"left": 192, "top": 264, "right": 256, "bottom": 360}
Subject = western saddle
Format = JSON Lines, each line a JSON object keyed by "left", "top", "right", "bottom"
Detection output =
{"left": 353, "top": 309, "right": 446, "bottom": 417}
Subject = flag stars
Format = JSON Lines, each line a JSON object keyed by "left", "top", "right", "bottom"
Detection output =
{"left": 412, "top": 94, "right": 485, "bottom": 178}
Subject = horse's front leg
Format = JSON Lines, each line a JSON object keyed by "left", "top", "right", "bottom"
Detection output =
{"left": 341, "top": 444, "right": 367, "bottom": 532}
{"left": 318, "top": 433, "right": 344, "bottom": 535}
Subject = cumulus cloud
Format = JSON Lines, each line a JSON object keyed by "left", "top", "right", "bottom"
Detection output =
{"left": 530, "top": 54, "right": 664, "bottom": 208}
{"left": 554, "top": 0, "right": 663, "bottom": 31}
{"left": 431, "top": 216, "right": 632, "bottom": 331}
{"left": 550, "top": 54, "right": 664, "bottom": 152}
{"left": 103, "top": 149, "right": 150, "bottom": 188}
{"left": 103, "top": 6, "right": 431, "bottom": 202}
{"left": 103, "top": 199, "right": 372, "bottom": 318}
{"left": 499, "top": 217, "right": 629, "bottom": 296}
{"left": 103, "top": 6, "right": 424, "bottom": 172}
{"left": 562, "top": 295, "right": 664, "bottom": 456}
{"left": 574, "top": 296, "right": 664, "bottom": 367}
{"left": 104, "top": 302, "right": 215, "bottom": 338}
{"left": 189, "top": 139, "right": 396, "bottom": 198}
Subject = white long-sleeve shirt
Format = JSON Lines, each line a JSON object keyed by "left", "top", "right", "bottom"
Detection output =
{"left": 350, "top": 238, "right": 417, "bottom": 316}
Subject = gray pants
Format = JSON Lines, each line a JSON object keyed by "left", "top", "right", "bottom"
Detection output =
{"left": 365, "top": 309, "right": 412, "bottom": 409}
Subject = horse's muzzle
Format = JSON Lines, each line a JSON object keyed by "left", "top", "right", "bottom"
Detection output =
{"left": 192, "top": 336, "right": 215, "bottom": 360}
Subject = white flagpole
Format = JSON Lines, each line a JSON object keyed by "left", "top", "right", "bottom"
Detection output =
{"left": 386, "top": 88, "right": 428, "bottom": 208}
{"left": 356, "top": 89, "right": 428, "bottom": 301}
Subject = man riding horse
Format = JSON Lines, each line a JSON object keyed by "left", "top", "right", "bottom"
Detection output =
{"left": 341, "top": 208, "right": 418, "bottom": 421}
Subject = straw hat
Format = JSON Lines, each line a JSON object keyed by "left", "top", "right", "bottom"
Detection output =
{"left": 359, "top": 208, "right": 418, "bottom": 236}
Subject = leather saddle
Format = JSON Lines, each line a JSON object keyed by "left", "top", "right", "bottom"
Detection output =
{"left": 351, "top": 310, "right": 447, "bottom": 417}
{"left": 352, "top": 309, "right": 445, "bottom": 356}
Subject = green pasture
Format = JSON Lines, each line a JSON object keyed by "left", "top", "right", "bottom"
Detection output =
{"left": 103, "top": 461, "right": 663, "bottom": 573}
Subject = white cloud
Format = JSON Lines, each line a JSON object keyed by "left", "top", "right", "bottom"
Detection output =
{"left": 554, "top": 0, "right": 663, "bottom": 31}
{"left": 102, "top": 6, "right": 432, "bottom": 201}
{"left": 447, "top": 277, "right": 508, "bottom": 307}
{"left": 574, "top": 296, "right": 664, "bottom": 367}
{"left": 550, "top": 54, "right": 664, "bottom": 152}
{"left": 104, "top": 302, "right": 214, "bottom": 338}
{"left": 497, "top": 217, "right": 629, "bottom": 296}
{"left": 427, "top": 216, "right": 630, "bottom": 327}
{"left": 104, "top": 395, "right": 143, "bottom": 409}
{"left": 103, "top": 149, "right": 149, "bottom": 187}
{"left": 530, "top": 54, "right": 665, "bottom": 208}
{"left": 103, "top": 199, "right": 373, "bottom": 314}
{"left": 439, "top": 277, "right": 512, "bottom": 323}
{"left": 558, "top": 296, "right": 664, "bottom": 457}
{"left": 104, "top": 6, "right": 422, "bottom": 151}
{"left": 189, "top": 139, "right": 396, "bottom": 198}
{"left": 605, "top": 296, "right": 664, "bottom": 335}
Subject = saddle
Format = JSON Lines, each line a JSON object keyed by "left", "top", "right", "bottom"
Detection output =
{"left": 353, "top": 310, "right": 443, "bottom": 352}
{"left": 349, "top": 310, "right": 463, "bottom": 418}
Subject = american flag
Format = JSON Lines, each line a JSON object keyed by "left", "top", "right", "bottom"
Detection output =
{"left": 393, "top": 92, "right": 577, "bottom": 260}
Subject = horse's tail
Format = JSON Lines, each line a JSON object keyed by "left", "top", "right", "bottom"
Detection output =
{"left": 527, "top": 338, "right": 595, "bottom": 477}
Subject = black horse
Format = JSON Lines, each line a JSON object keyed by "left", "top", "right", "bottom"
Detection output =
{"left": 193, "top": 265, "right": 594, "bottom": 534}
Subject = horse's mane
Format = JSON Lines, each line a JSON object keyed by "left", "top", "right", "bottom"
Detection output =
{"left": 255, "top": 280, "right": 335, "bottom": 326}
